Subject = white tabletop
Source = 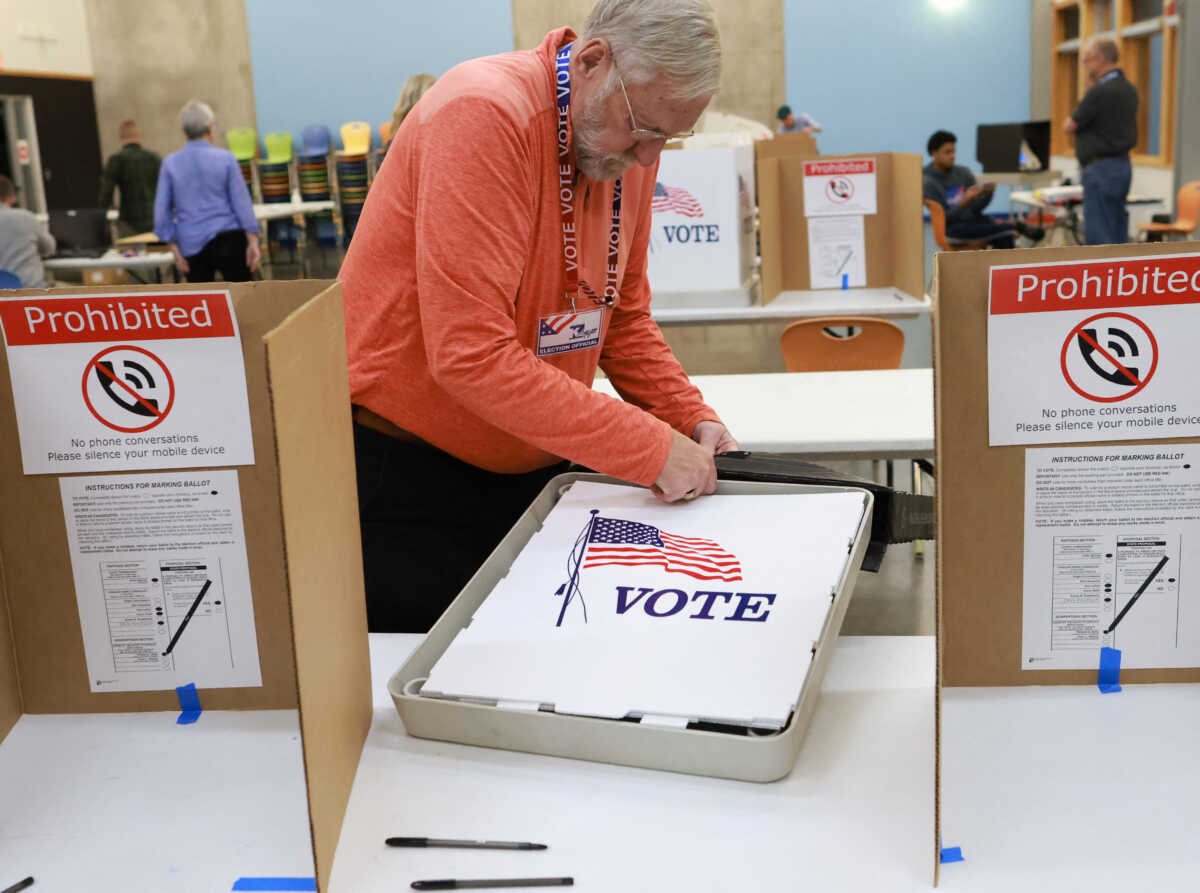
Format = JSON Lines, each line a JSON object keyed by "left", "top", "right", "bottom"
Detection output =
{"left": 253, "top": 199, "right": 336, "bottom": 223}
{"left": 0, "top": 709, "right": 313, "bottom": 890}
{"left": 329, "top": 634, "right": 937, "bottom": 892}
{"left": 1011, "top": 187, "right": 1162, "bottom": 209}
{"left": 4, "top": 633, "right": 1195, "bottom": 891}
{"left": 335, "top": 635, "right": 1200, "bottom": 892}
{"left": 43, "top": 248, "right": 175, "bottom": 272}
{"left": 596, "top": 369, "right": 934, "bottom": 459}
{"left": 940, "top": 682, "right": 1200, "bottom": 892}
{"left": 650, "top": 287, "right": 930, "bottom": 325}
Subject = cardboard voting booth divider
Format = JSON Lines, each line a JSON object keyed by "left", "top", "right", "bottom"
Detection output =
{"left": 932, "top": 242, "right": 1200, "bottom": 884}
{"left": 0, "top": 279, "right": 371, "bottom": 892}
{"left": 646, "top": 144, "right": 757, "bottom": 305}
{"left": 755, "top": 143, "right": 924, "bottom": 305}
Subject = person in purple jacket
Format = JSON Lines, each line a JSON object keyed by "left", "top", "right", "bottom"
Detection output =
{"left": 154, "top": 100, "right": 261, "bottom": 282}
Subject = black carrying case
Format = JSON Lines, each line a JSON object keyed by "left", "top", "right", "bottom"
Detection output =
{"left": 715, "top": 451, "right": 935, "bottom": 572}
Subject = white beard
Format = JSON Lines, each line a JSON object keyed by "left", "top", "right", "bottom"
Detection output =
{"left": 572, "top": 86, "right": 638, "bottom": 182}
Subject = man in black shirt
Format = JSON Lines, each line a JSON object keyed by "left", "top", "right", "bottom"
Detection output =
{"left": 1065, "top": 36, "right": 1138, "bottom": 244}
{"left": 99, "top": 120, "right": 161, "bottom": 237}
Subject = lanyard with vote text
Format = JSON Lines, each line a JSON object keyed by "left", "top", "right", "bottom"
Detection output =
{"left": 555, "top": 42, "right": 622, "bottom": 311}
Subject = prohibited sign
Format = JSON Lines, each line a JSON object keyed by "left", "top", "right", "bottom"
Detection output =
{"left": 1060, "top": 311, "right": 1158, "bottom": 403}
{"left": 82, "top": 344, "right": 175, "bottom": 432}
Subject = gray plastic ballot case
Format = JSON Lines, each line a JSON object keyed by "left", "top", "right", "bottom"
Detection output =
{"left": 389, "top": 473, "right": 873, "bottom": 782}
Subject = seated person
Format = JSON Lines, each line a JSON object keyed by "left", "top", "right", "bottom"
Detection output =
{"left": 0, "top": 175, "right": 55, "bottom": 287}
{"left": 923, "top": 130, "right": 1042, "bottom": 248}
{"left": 776, "top": 104, "right": 821, "bottom": 135}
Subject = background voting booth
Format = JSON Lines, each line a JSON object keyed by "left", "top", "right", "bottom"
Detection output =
{"left": 646, "top": 144, "right": 757, "bottom": 307}
{"left": 933, "top": 242, "right": 1200, "bottom": 885}
{"left": 391, "top": 474, "right": 874, "bottom": 782}
{"left": 755, "top": 141, "right": 924, "bottom": 306}
{"left": 0, "top": 281, "right": 370, "bottom": 891}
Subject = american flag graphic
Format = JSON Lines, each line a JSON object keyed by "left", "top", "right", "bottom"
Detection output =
{"left": 583, "top": 516, "right": 742, "bottom": 582}
{"left": 539, "top": 312, "right": 579, "bottom": 336}
{"left": 651, "top": 182, "right": 704, "bottom": 218}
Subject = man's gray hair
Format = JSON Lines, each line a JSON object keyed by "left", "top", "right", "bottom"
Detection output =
{"left": 180, "top": 100, "right": 215, "bottom": 140}
{"left": 1086, "top": 35, "right": 1119, "bottom": 64}
{"left": 582, "top": 0, "right": 722, "bottom": 102}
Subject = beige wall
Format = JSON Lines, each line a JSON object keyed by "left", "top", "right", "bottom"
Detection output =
{"left": 1030, "top": 0, "right": 1051, "bottom": 120}
{"left": 84, "top": 0, "right": 257, "bottom": 163}
{"left": 512, "top": 0, "right": 785, "bottom": 129}
{"left": 0, "top": 0, "right": 93, "bottom": 76}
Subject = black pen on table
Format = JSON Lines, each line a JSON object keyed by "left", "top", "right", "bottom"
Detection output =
{"left": 388, "top": 835, "right": 549, "bottom": 849}
{"left": 387, "top": 837, "right": 547, "bottom": 851}
{"left": 2, "top": 877, "right": 34, "bottom": 893}
{"left": 411, "top": 879, "right": 572, "bottom": 890}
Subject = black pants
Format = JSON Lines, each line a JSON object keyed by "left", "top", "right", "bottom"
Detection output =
{"left": 354, "top": 422, "right": 568, "bottom": 632}
{"left": 185, "top": 229, "right": 252, "bottom": 283}
{"left": 947, "top": 215, "right": 1015, "bottom": 249}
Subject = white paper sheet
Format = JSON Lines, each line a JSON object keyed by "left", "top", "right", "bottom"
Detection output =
{"left": 0, "top": 290, "right": 255, "bottom": 474}
{"left": 60, "top": 470, "right": 263, "bottom": 692}
{"left": 801, "top": 158, "right": 878, "bottom": 217}
{"left": 423, "top": 482, "right": 868, "bottom": 727}
{"left": 1022, "top": 445, "right": 1200, "bottom": 670}
{"left": 807, "top": 215, "right": 867, "bottom": 289}
{"left": 986, "top": 252, "right": 1200, "bottom": 446}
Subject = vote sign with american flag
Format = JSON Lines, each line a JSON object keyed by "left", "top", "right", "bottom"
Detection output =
{"left": 583, "top": 515, "right": 742, "bottom": 582}
{"left": 555, "top": 509, "right": 747, "bottom": 626}
{"left": 651, "top": 182, "right": 705, "bottom": 218}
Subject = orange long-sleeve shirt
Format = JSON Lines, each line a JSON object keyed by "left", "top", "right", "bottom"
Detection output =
{"left": 340, "top": 28, "right": 720, "bottom": 487}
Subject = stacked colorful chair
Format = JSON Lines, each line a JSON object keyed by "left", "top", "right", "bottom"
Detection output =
{"left": 299, "top": 125, "right": 337, "bottom": 249}
{"left": 336, "top": 121, "right": 372, "bottom": 245}
{"left": 259, "top": 131, "right": 297, "bottom": 254}
{"left": 226, "top": 127, "right": 258, "bottom": 196}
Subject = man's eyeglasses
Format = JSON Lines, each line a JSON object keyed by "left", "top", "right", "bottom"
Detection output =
{"left": 613, "top": 61, "right": 695, "bottom": 143}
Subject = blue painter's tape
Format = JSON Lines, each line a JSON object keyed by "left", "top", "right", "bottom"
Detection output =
{"left": 940, "top": 846, "right": 964, "bottom": 864}
{"left": 1098, "top": 646, "right": 1122, "bottom": 693}
{"left": 232, "top": 879, "right": 317, "bottom": 891}
{"left": 176, "top": 682, "right": 202, "bottom": 724}
{"left": 841, "top": 272, "right": 848, "bottom": 290}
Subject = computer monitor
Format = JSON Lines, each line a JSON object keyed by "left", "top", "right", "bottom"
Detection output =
{"left": 48, "top": 208, "right": 111, "bottom": 256}
{"left": 976, "top": 121, "right": 1050, "bottom": 173}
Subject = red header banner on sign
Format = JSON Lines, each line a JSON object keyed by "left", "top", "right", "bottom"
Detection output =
{"left": 990, "top": 253, "right": 1200, "bottom": 315}
{"left": 0, "top": 293, "right": 235, "bottom": 346}
{"left": 803, "top": 159, "right": 875, "bottom": 176}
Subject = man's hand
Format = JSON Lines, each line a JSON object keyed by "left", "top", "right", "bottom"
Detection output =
{"left": 981, "top": 182, "right": 996, "bottom": 194}
{"left": 962, "top": 184, "right": 983, "bottom": 203}
{"left": 245, "top": 234, "right": 261, "bottom": 273}
{"left": 652, "top": 429, "right": 717, "bottom": 503}
{"left": 692, "top": 420, "right": 739, "bottom": 455}
{"left": 1063, "top": 117, "right": 1078, "bottom": 134}
{"left": 169, "top": 242, "right": 189, "bottom": 275}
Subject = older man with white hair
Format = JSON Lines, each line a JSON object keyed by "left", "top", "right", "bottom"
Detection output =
{"left": 1064, "top": 36, "right": 1138, "bottom": 245}
{"left": 153, "top": 100, "right": 261, "bottom": 281}
{"left": 341, "top": 0, "right": 739, "bottom": 632}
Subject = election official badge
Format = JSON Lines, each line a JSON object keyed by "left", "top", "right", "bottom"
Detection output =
{"left": 536, "top": 307, "right": 604, "bottom": 357}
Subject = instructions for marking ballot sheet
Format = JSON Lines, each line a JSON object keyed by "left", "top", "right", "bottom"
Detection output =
{"left": 1022, "top": 445, "right": 1199, "bottom": 670}
{"left": 60, "top": 470, "right": 262, "bottom": 692}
